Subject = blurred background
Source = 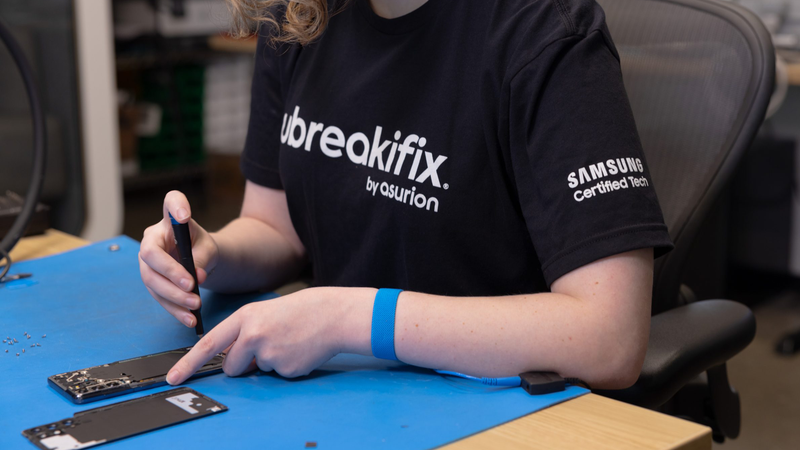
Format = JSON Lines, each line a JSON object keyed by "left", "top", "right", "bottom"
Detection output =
{"left": 0, "top": 0, "right": 799, "bottom": 448}
{"left": 0, "top": 0, "right": 254, "bottom": 243}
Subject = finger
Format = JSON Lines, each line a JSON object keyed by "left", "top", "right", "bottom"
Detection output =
{"left": 222, "top": 339, "right": 257, "bottom": 377}
{"left": 167, "top": 313, "right": 243, "bottom": 385}
{"left": 163, "top": 190, "right": 192, "bottom": 224}
{"left": 143, "top": 222, "right": 177, "bottom": 260}
{"left": 142, "top": 260, "right": 201, "bottom": 310}
{"left": 196, "top": 267, "right": 208, "bottom": 285}
{"left": 139, "top": 245, "right": 194, "bottom": 293}
{"left": 146, "top": 286, "right": 196, "bottom": 327}
{"left": 254, "top": 359, "right": 272, "bottom": 374}
{"left": 187, "top": 219, "right": 206, "bottom": 245}
{"left": 185, "top": 223, "right": 216, "bottom": 269}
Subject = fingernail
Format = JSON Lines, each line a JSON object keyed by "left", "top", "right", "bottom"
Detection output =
{"left": 166, "top": 370, "right": 179, "bottom": 385}
{"left": 188, "top": 297, "right": 200, "bottom": 310}
{"left": 184, "top": 314, "right": 195, "bottom": 327}
{"left": 180, "top": 279, "right": 191, "bottom": 290}
{"left": 177, "top": 208, "right": 189, "bottom": 221}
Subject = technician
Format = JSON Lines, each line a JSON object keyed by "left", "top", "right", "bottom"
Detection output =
{"left": 139, "top": 0, "right": 673, "bottom": 389}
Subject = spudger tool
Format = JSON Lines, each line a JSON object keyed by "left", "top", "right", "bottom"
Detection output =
{"left": 169, "top": 212, "right": 204, "bottom": 337}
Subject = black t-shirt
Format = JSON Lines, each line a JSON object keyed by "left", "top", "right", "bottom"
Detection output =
{"left": 241, "top": 0, "right": 673, "bottom": 296}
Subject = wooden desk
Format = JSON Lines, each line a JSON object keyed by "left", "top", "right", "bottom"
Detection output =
{"left": 9, "top": 229, "right": 91, "bottom": 262}
{"left": 445, "top": 394, "right": 710, "bottom": 450}
{"left": 788, "top": 63, "right": 800, "bottom": 86}
{"left": 14, "top": 231, "right": 711, "bottom": 450}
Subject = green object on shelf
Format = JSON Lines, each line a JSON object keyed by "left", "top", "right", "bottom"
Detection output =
{"left": 138, "top": 65, "right": 206, "bottom": 172}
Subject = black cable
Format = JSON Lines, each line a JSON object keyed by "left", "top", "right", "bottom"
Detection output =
{"left": 0, "top": 250, "right": 10, "bottom": 280}
{"left": 0, "top": 18, "right": 47, "bottom": 275}
{"left": 565, "top": 377, "right": 591, "bottom": 389}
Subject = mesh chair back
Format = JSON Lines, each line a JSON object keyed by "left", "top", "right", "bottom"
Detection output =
{"left": 596, "top": 0, "right": 774, "bottom": 314}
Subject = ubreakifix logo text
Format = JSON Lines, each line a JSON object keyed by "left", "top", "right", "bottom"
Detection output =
{"left": 280, "top": 106, "right": 447, "bottom": 212}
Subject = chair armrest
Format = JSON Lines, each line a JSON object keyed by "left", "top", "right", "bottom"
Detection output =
{"left": 597, "top": 299, "right": 755, "bottom": 408}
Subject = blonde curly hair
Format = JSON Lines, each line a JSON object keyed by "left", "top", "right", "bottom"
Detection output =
{"left": 226, "top": 0, "right": 348, "bottom": 46}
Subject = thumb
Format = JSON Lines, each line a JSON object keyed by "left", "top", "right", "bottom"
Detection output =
{"left": 163, "top": 190, "right": 192, "bottom": 224}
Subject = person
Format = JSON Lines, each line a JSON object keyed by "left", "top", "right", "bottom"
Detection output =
{"left": 139, "top": 0, "right": 673, "bottom": 390}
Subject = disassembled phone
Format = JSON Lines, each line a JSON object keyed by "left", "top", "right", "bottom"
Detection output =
{"left": 22, "top": 387, "right": 227, "bottom": 450}
{"left": 48, "top": 347, "right": 225, "bottom": 404}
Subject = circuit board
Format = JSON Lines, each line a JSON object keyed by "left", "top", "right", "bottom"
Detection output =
{"left": 47, "top": 347, "right": 225, "bottom": 404}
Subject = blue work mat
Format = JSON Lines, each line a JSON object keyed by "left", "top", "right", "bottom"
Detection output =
{"left": 0, "top": 236, "right": 588, "bottom": 449}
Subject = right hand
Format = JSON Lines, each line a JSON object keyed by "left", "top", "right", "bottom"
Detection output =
{"left": 139, "top": 190, "right": 220, "bottom": 327}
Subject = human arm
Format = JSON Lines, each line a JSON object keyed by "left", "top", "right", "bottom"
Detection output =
{"left": 166, "top": 247, "right": 652, "bottom": 390}
{"left": 202, "top": 181, "right": 307, "bottom": 293}
{"left": 138, "top": 181, "right": 306, "bottom": 326}
{"left": 384, "top": 247, "right": 652, "bottom": 388}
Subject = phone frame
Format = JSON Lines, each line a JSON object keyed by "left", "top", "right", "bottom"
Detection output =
{"left": 47, "top": 347, "right": 224, "bottom": 404}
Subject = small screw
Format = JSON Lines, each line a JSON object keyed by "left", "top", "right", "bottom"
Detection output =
{"left": 42, "top": 335, "right": 46, "bottom": 338}
{"left": 4, "top": 349, "right": 7, "bottom": 353}
{"left": 13, "top": 338, "right": 18, "bottom": 343}
{"left": 22, "top": 349, "right": 25, "bottom": 353}
{"left": 36, "top": 343, "right": 41, "bottom": 347}
{"left": 27, "top": 336, "right": 31, "bottom": 339}
{"left": 109, "top": 244, "right": 120, "bottom": 252}
{"left": 16, "top": 353, "right": 19, "bottom": 356}
{"left": 30, "top": 345, "right": 35, "bottom": 348}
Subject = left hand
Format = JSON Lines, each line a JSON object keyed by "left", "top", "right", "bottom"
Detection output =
{"left": 166, "top": 287, "right": 361, "bottom": 384}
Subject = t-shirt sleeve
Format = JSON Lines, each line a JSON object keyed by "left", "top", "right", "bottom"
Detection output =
{"left": 508, "top": 29, "right": 673, "bottom": 286}
{"left": 240, "top": 28, "right": 286, "bottom": 189}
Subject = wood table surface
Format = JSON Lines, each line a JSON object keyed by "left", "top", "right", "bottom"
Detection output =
{"left": 13, "top": 230, "right": 711, "bottom": 450}
{"left": 788, "top": 63, "right": 800, "bottom": 86}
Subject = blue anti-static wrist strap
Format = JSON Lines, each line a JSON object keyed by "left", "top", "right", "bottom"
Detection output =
{"left": 371, "top": 288, "right": 403, "bottom": 361}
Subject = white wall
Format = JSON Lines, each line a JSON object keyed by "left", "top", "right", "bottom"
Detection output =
{"left": 74, "top": 0, "right": 124, "bottom": 241}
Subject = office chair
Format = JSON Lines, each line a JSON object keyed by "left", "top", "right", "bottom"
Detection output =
{"left": 591, "top": 0, "right": 775, "bottom": 442}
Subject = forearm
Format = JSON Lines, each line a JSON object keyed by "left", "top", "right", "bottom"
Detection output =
{"left": 201, "top": 217, "right": 306, "bottom": 293}
{"left": 169, "top": 251, "right": 652, "bottom": 389}
{"left": 337, "top": 288, "right": 648, "bottom": 390}
{"left": 396, "top": 291, "right": 638, "bottom": 387}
